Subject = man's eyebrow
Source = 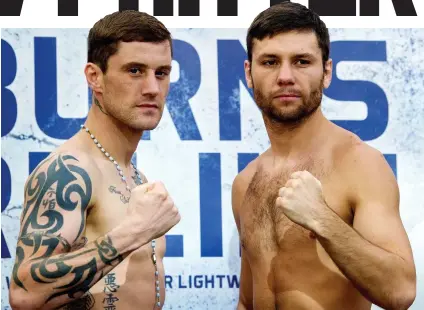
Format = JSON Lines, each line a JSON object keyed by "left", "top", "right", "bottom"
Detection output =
{"left": 121, "top": 62, "right": 147, "bottom": 70}
{"left": 121, "top": 62, "right": 172, "bottom": 71}
{"left": 256, "top": 52, "right": 317, "bottom": 59}
{"left": 294, "top": 53, "right": 316, "bottom": 59}
{"left": 257, "top": 53, "right": 279, "bottom": 59}
{"left": 156, "top": 65, "right": 172, "bottom": 71}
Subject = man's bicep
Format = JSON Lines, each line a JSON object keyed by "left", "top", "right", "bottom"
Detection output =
{"left": 351, "top": 150, "right": 413, "bottom": 263}
{"left": 18, "top": 153, "right": 94, "bottom": 258}
{"left": 353, "top": 200, "right": 413, "bottom": 263}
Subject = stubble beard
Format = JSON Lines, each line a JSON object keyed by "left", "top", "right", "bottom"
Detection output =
{"left": 252, "top": 76, "right": 324, "bottom": 128}
{"left": 100, "top": 94, "right": 162, "bottom": 132}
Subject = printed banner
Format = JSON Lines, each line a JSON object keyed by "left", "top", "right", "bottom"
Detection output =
{"left": 1, "top": 28, "right": 424, "bottom": 309}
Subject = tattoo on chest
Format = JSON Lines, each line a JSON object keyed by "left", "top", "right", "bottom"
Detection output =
{"left": 108, "top": 186, "right": 129, "bottom": 204}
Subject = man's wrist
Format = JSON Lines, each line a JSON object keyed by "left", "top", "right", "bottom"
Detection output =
{"left": 109, "top": 221, "right": 150, "bottom": 254}
{"left": 310, "top": 202, "right": 338, "bottom": 239}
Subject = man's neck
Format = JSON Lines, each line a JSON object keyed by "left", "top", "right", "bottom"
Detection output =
{"left": 82, "top": 106, "right": 143, "bottom": 168}
{"left": 264, "top": 108, "right": 329, "bottom": 159}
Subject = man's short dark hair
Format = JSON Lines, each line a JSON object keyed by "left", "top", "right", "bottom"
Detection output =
{"left": 88, "top": 10, "right": 172, "bottom": 73}
{"left": 246, "top": 2, "right": 330, "bottom": 66}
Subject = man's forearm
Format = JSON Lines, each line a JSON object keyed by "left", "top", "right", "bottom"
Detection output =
{"left": 11, "top": 226, "right": 144, "bottom": 310}
{"left": 313, "top": 209, "right": 412, "bottom": 309}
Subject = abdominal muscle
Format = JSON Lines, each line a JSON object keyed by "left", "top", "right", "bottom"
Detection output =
{"left": 65, "top": 244, "right": 166, "bottom": 310}
{"left": 248, "top": 248, "right": 371, "bottom": 310}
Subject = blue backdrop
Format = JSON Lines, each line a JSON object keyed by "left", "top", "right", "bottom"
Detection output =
{"left": 2, "top": 28, "right": 424, "bottom": 309}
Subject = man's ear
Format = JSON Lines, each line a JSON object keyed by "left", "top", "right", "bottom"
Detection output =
{"left": 84, "top": 62, "right": 104, "bottom": 94}
{"left": 244, "top": 60, "right": 253, "bottom": 89}
{"left": 323, "top": 58, "right": 333, "bottom": 89}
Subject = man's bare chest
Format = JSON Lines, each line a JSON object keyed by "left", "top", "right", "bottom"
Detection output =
{"left": 239, "top": 162, "right": 350, "bottom": 257}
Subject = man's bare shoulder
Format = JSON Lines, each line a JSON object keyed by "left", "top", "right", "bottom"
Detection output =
{"left": 24, "top": 144, "right": 102, "bottom": 207}
{"left": 31, "top": 146, "right": 100, "bottom": 176}
{"left": 335, "top": 131, "right": 393, "bottom": 177}
{"left": 334, "top": 130, "right": 398, "bottom": 206}
{"left": 232, "top": 155, "right": 260, "bottom": 198}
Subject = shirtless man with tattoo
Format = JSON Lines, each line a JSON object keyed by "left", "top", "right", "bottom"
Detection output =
{"left": 232, "top": 3, "right": 416, "bottom": 310}
{"left": 9, "top": 11, "right": 180, "bottom": 310}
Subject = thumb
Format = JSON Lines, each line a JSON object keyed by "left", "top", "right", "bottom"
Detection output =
{"left": 276, "top": 196, "right": 285, "bottom": 208}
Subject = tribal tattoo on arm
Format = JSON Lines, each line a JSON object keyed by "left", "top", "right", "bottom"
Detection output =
{"left": 11, "top": 155, "right": 123, "bottom": 309}
{"left": 61, "top": 292, "right": 95, "bottom": 310}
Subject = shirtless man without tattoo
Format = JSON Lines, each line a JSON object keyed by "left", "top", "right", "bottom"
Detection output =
{"left": 232, "top": 3, "right": 416, "bottom": 310}
{"left": 9, "top": 11, "right": 180, "bottom": 310}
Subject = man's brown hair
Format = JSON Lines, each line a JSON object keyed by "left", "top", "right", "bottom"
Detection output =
{"left": 247, "top": 2, "right": 330, "bottom": 66}
{"left": 88, "top": 10, "right": 173, "bottom": 73}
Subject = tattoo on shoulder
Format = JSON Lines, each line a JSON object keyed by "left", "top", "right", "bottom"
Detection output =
{"left": 21, "top": 154, "right": 92, "bottom": 242}
{"left": 13, "top": 154, "right": 94, "bottom": 291}
{"left": 12, "top": 155, "right": 127, "bottom": 306}
{"left": 108, "top": 186, "right": 129, "bottom": 204}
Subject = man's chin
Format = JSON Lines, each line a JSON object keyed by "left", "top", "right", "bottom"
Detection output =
{"left": 126, "top": 120, "right": 160, "bottom": 132}
{"left": 264, "top": 108, "right": 310, "bottom": 124}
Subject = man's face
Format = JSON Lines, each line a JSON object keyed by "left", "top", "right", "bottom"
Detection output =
{"left": 94, "top": 40, "right": 172, "bottom": 131}
{"left": 245, "top": 30, "right": 332, "bottom": 125}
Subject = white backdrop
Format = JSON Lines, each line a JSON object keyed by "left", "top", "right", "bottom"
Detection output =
{"left": 1, "top": 28, "right": 424, "bottom": 309}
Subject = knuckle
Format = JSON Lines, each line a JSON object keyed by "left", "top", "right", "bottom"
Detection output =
{"left": 286, "top": 188, "right": 294, "bottom": 197}
{"left": 280, "top": 197, "right": 288, "bottom": 207}
{"left": 156, "top": 192, "right": 167, "bottom": 200}
{"left": 276, "top": 196, "right": 283, "bottom": 206}
{"left": 172, "top": 206, "right": 178, "bottom": 215}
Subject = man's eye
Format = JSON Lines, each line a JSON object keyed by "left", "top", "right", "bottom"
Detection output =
{"left": 129, "top": 68, "right": 140, "bottom": 74}
{"left": 156, "top": 71, "right": 170, "bottom": 78}
{"left": 262, "top": 60, "right": 277, "bottom": 66}
{"left": 296, "top": 59, "right": 310, "bottom": 65}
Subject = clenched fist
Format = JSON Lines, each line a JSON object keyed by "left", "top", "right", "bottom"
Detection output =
{"left": 276, "top": 170, "right": 329, "bottom": 232}
{"left": 126, "top": 181, "right": 181, "bottom": 247}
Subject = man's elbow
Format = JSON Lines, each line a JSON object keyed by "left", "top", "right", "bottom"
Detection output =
{"left": 237, "top": 301, "right": 249, "bottom": 310}
{"left": 9, "top": 287, "right": 42, "bottom": 310}
{"left": 9, "top": 279, "right": 46, "bottom": 310}
{"left": 384, "top": 274, "right": 416, "bottom": 310}
{"left": 391, "top": 282, "right": 416, "bottom": 310}
{"left": 237, "top": 295, "right": 253, "bottom": 310}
